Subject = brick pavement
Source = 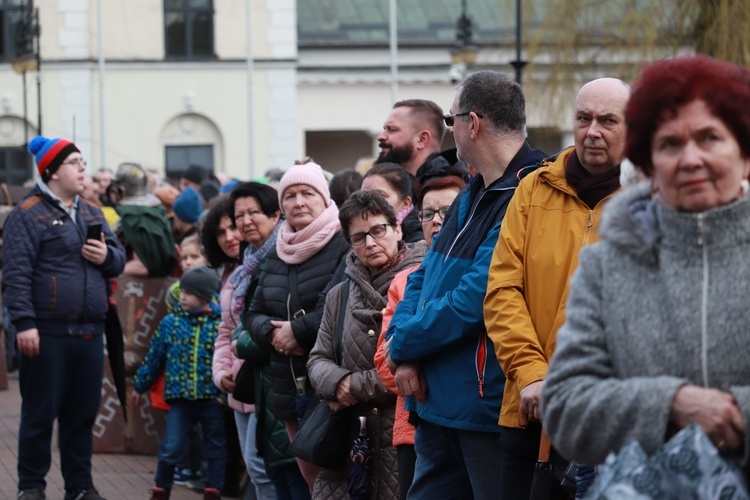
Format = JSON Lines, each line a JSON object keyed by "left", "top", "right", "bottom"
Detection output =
{"left": 0, "top": 375, "right": 207, "bottom": 500}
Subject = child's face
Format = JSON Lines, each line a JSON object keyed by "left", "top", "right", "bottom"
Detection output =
{"left": 180, "top": 289, "right": 208, "bottom": 311}
{"left": 180, "top": 242, "right": 206, "bottom": 272}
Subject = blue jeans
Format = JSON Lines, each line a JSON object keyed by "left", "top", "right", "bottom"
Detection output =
{"left": 235, "top": 411, "right": 276, "bottom": 500}
{"left": 397, "top": 444, "right": 417, "bottom": 500}
{"left": 154, "top": 399, "right": 226, "bottom": 490}
{"left": 267, "top": 463, "right": 310, "bottom": 500}
{"left": 408, "top": 419, "right": 502, "bottom": 500}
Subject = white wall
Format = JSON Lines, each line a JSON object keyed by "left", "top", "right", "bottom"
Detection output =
{"left": 1, "top": 0, "right": 584, "bottom": 185}
{"left": 0, "top": 0, "right": 301, "bottom": 181}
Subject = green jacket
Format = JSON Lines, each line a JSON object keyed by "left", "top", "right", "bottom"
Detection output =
{"left": 236, "top": 326, "right": 297, "bottom": 470}
{"left": 116, "top": 204, "right": 176, "bottom": 277}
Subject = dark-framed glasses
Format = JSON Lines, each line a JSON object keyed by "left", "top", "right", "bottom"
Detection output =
{"left": 443, "top": 111, "right": 483, "bottom": 127}
{"left": 417, "top": 206, "right": 450, "bottom": 222}
{"left": 346, "top": 223, "right": 391, "bottom": 246}
{"left": 62, "top": 157, "right": 87, "bottom": 167}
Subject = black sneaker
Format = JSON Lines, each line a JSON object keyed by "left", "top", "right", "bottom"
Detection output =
{"left": 18, "top": 490, "right": 46, "bottom": 500}
{"left": 64, "top": 486, "right": 106, "bottom": 500}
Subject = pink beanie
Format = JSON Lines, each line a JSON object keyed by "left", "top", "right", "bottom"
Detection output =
{"left": 277, "top": 162, "right": 332, "bottom": 207}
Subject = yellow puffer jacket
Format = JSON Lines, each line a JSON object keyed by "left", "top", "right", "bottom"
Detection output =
{"left": 484, "top": 146, "right": 615, "bottom": 428}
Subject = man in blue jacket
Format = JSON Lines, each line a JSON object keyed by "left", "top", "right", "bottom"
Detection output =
{"left": 384, "top": 71, "right": 547, "bottom": 498}
{"left": 4, "top": 136, "right": 126, "bottom": 500}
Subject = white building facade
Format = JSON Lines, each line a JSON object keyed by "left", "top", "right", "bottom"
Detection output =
{"left": 0, "top": 0, "right": 652, "bottom": 183}
{"left": 0, "top": 0, "right": 299, "bottom": 182}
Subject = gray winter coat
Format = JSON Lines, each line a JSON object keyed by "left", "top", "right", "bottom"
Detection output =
{"left": 542, "top": 182, "right": 750, "bottom": 467}
{"left": 307, "top": 240, "right": 428, "bottom": 499}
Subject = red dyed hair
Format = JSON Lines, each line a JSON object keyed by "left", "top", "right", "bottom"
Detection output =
{"left": 417, "top": 175, "right": 467, "bottom": 208}
{"left": 625, "top": 55, "right": 750, "bottom": 176}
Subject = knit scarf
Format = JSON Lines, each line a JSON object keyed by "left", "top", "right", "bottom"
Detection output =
{"left": 565, "top": 150, "right": 621, "bottom": 209}
{"left": 395, "top": 205, "right": 413, "bottom": 225}
{"left": 229, "top": 221, "right": 281, "bottom": 314}
{"left": 276, "top": 202, "right": 341, "bottom": 265}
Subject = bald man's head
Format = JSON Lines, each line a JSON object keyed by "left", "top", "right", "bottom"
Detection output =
{"left": 573, "top": 78, "right": 631, "bottom": 174}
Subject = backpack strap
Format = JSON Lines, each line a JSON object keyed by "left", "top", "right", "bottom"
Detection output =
{"left": 516, "top": 160, "right": 547, "bottom": 182}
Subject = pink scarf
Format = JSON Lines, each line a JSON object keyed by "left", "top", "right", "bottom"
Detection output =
{"left": 276, "top": 203, "right": 341, "bottom": 265}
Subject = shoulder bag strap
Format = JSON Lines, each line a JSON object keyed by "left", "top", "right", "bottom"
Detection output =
{"left": 287, "top": 265, "right": 304, "bottom": 320}
{"left": 334, "top": 279, "right": 350, "bottom": 366}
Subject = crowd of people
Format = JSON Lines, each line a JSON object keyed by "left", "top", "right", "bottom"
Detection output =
{"left": 5, "top": 53, "right": 750, "bottom": 500}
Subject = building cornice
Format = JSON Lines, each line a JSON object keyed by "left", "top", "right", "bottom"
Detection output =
{"left": 35, "top": 59, "right": 298, "bottom": 71}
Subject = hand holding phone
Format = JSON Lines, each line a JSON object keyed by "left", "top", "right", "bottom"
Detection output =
{"left": 86, "top": 223, "right": 102, "bottom": 242}
{"left": 82, "top": 223, "right": 107, "bottom": 265}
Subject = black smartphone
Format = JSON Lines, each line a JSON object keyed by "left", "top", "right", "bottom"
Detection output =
{"left": 86, "top": 223, "right": 102, "bottom": 241}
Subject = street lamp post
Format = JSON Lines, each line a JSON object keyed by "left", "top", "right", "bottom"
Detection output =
{"left": 510, "top": 0, "right": 526, "bottom": 85}
{"left": 450, "top": 0, "right": 479, "bottom": 83}
{"left": 11, "top": 5, "right": 41, "bottom": 142}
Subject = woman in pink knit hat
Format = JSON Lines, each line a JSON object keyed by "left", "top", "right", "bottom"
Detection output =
{"left": 237, "top": 162, "right": 350, "bottom": 494}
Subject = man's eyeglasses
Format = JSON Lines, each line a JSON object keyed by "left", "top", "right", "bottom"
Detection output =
{"left": 62, "top": 158, "right": 87, "bottom": 167}
{"left": 417, "top": 206, "right": 450, "bottom": 222}
{"left": 346, "top": 223, "right": 392, "bottom": 246}
{"left": 443, "top": 111, "right": 483, "bottom": 127}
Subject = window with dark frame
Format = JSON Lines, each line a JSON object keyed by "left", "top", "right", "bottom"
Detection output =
{"left": 164, "top": 145, "right": 214, "bottom": 180}
{"left": 0, "top": 0, "right": 31, "bottom": 62}
{"left": 0, "top": 146, "right": 33, "bottom": 185}
{"left": 164, "top": 0, "right": 214, "bottom": 60}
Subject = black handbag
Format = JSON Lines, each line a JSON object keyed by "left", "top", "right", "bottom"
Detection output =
{"left": 530, "top": 431, "right": 576, "bottom": 500}
{"left": 290, "top": 281, "right": 356, "bottom": 469}
{"left": 290, "top": 398, "right": 357, "bottom": 469}
{"left": 232, "top": 360, "right": 255, "bottom": 404}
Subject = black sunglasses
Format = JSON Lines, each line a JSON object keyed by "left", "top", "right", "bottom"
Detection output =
{"left": 443, "top": 111, "right": 483, "bottom": 127}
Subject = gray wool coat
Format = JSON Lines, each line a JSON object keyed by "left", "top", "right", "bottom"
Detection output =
{"left": 541, "top": 182, "right": 750, "bottom": 468}
{"left": 308, "top": 240, "right": 428, "bottom": 500}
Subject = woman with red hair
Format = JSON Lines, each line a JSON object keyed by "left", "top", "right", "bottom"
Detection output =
{"left": 542, "top": 55, "right": 750, "bottom": 487}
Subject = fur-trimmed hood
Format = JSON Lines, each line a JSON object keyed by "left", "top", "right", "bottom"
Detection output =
{"left": 600, "top": 181, "right": 750, "bottom": 265}
{"left": 598, "top": 181, "right": 660, "bottom": 263}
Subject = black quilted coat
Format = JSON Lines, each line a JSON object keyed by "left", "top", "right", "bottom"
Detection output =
{"left": 244, "top": 234, "right": 349, "bottom": 420}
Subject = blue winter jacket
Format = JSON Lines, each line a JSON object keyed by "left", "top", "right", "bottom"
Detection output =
{"left": 2, "top": 185, "right": 125, "bottom": 336}
{"left": 133, "top": 298, "right": 222, "bottom": 401}
{"left": 387, "top": 142, "right": 547, "bottom": 433}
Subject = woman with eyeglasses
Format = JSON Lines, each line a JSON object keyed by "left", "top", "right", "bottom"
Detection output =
{"left": 416, "top": 176, "right": 466, "bottom": 247}
{"left": 372, "top": 175, "right": 466, "bottom": 498}
{"left": 307, "top": 190, "right": 428, "bottom": 499}
{"left": 361, "top": 163, "right": 424, "bottom": 243}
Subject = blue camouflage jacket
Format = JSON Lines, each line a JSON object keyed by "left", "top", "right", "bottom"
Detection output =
{"left": 133, "top": 297, "right": 222, "bottom": 401}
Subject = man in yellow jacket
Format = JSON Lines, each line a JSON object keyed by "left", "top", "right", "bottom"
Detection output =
{"left": 484, "top": 78, "right": 630, "bottom": 497}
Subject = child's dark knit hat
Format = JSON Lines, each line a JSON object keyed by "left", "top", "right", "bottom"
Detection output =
{"left": 180, "top": 266, "right": 219, "bottom": 302}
